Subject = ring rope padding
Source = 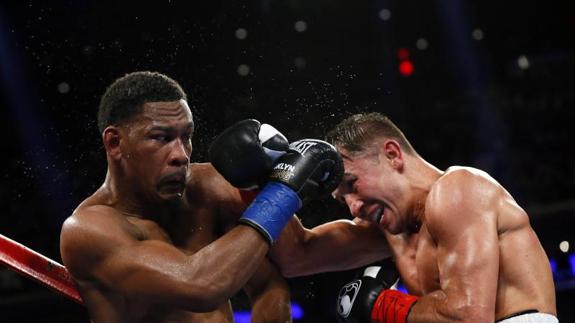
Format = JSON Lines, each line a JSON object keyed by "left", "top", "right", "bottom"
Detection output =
{"left": 0, "top": 233, "right": 83, "bottom": 304}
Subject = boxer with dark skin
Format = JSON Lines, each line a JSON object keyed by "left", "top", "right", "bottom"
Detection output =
{"left": 271, "top": 113, "right": 557, "bottom": 322}
{"left": 60, "top": 72, "right": 295, "bottom": 323}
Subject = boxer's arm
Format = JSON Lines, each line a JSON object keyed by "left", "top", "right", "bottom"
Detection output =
{"left": 407, "top": 171, "right": 499, "bottom": 322}
{"left": 204, "top": 170, "right": 292, "bottom": 322}
{"left": 61, "top": 206, "right": 270, "bottom": 312}
{"left": 383, "top": 231, "right": 422, "bottom": 295}
{"left": 270, "top": 216, "right": 391, "bottom": 277}
{"left": 243, "top": 258, "right": 292, "bottom": 323}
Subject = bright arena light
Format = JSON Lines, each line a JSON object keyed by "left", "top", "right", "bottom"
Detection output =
{"left": 517, "top": 55, "right": 530, "bottom": 70}
{"left": 378, "top": 9, "right": 391, "bottom": 21}
{"left": 235, "top": 28, "right": 248, "bottom": 40}
{"left": 57, "top": 82, "right": 70, "bottom": 94}
{"left": 237, "top": 64, "right": 250, "bottom": 76}
{"left": 399, "top": 60, "right": 414, "bottom": 77}
{"left": 559, "top": 241, "right": 570, "bottom": 253}
{"left": 472, "top": 28, "right": 484, "bottom": 41}
{"left": 416, "top": 38, "right": 428, "bottom": 50}
{"left": 294, "top": 20, "right": 307, "bottom": 32}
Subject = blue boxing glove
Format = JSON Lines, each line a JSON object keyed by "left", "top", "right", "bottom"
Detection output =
{"left": 239, "top": 139, "right": 344, "bottom": 244}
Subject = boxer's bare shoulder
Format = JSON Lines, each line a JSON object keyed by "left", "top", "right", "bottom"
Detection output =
{"left": 60, "top": 204, "right": 146, "bottom": 286}
{"left": 187, "top": 163, "right": 238, "bottom": 197}
{"left": 186, "top": 163, "right": 246, "bottom": 221}
{"left": 426, "top": 166, "right": 502, "bottom": 218}
{"left": 428, "top": 166, "right": 529, "bottom": 232}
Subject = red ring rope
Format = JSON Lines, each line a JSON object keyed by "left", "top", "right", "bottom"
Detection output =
{"left": 0, "top": 233, "right": 83, "bottom": 304}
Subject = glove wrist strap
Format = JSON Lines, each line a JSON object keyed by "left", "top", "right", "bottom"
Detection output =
{"left": 238, "top": 182, "right": 301, "bottom": 244}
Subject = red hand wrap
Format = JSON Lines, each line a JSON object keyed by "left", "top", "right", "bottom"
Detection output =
{"left": 371, "top": 289, "right": 418, "bottom": 323}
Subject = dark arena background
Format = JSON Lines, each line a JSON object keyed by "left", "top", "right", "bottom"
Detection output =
{"left": 1, "top": 1, "right": 574, "bottom": 322}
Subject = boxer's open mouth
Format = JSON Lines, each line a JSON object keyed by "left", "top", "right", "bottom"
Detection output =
{"left": 370, "top": 207, "right": 384, "bottom": 224}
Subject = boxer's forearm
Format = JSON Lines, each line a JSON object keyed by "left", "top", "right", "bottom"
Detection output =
{"left": 383, "top": 231, "right": 423, "bottom": 295}
{"left": 272, "top": 218, "right": 391, "bottom": 277}
{"left": 270, "top": 216, "right": 312, "bottom": 276}
{"left": 249, "top": 287, "right": 292, "bottom": 323}
{"left": 244, "top": 257, "right": 292, "bottom": 323}
{"left": 183, "top": 226, "right": 270, "bottom": 309}
{"left": 407, "top": 290, "right": 494, "bottom": 323}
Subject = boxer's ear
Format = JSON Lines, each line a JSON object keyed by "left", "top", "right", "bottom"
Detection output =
{"left": 380, "top": 139, "right": 403, "bottom": 170}
{"left": 103, "top": 126, "right": 122, "bottom": 161}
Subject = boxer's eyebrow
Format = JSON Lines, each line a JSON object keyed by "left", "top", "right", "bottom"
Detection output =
{"left": 150, "top": 125, "right": 172, "bottom": 132}
{"left": 187, "top": 121, "right": 195, "bottom": 133}
{"left": 342, "top": 173, "right": 357, "bottom": 184}
{"left": 343, "top": 173, "right": 354, "bottom": 179}
{"left": 333, "top": 173, "right": 357, "bottom": 201}
{"left": 332, "top": 174, "right": 351, "bottom": 203}
{"left": 149, "top": 122, "right": 194, "bottom": 133}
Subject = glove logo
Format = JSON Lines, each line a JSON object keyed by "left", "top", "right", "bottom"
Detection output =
{"left": 273, "top": 162, "right": 295, "bottom": 172}
{"left": 337, "top": 279, "right": 362, "bottom": 318}
{"left": 290, "top": 140, "right": 317, "bottom": 156}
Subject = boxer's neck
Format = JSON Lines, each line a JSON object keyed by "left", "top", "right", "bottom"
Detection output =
{"left": 403, "top": 155, "right": 443, "bottom": 232}
{"left": 101, "top": 169, "right": 181, "bottom": 224}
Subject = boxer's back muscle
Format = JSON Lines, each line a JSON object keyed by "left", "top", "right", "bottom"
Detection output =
{"left": 415, "top": 167, "right": 556, "bottom": 319}
{"left": 495, "top": 189, "right": 556, "bottom": 316}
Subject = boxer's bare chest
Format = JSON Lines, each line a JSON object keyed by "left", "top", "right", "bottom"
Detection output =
{"left": 414, "top": 224, "right": 441, "bottom": 293}
{"left": 122, "top": 208, "right": 233, "bottom": 322}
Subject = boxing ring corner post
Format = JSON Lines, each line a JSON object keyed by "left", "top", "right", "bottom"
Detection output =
{"left": 0, "top": 233, "right": 84, "bottom": 305}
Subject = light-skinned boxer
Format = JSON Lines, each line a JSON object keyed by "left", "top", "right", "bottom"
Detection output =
{"left": 235, "top": 113, "right": 557, "bottom": 323}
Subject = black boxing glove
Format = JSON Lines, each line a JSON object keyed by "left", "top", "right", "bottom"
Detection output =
{"left": 337, "top": 265, "right": 417, "bottom": 323}
{"left": 268, "top": 139, "right": 344, "bottom": 200}
{"left": 237, "top": 139, "right": 343, "bottom": 244}
{"left": 209, "top": 119, "right": 289, "bottom": 189}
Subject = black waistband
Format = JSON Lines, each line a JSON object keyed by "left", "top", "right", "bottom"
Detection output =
{"left": 495, "top": 309, "right": 539, "bottom": 322}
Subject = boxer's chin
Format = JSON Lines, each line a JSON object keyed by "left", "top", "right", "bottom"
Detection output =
{"left": 380, "top": 216, "right": 402, "bottom": 235}
{"left": 385, "top": 225, "right": 402, "bottom": 235}
{"left": 157, "top": 183, "right": 186, "bottom": 201}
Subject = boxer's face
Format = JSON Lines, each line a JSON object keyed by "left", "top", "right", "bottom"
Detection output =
{"left": 333, "top": 143, "right": 409, "bottom": 234}
{"left": 120, "top": 99, "right": 194, "bottom": 202}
